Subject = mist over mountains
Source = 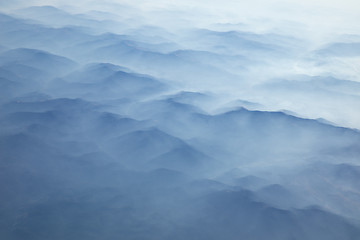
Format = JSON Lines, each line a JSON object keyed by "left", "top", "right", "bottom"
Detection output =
{"left": 0, "top": 1, "right": 360, "bottom": 239}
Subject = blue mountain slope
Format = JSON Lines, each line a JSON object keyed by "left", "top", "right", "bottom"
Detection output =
{"left": 0, "top": 48, "right": 77, "bottom": 75}
{"left": 205, "top": 108, "right": 360, "bottom": 143}
{"left": 0, "top": 66, "right": 42, "bottom": 101}
{"left": 17, "top": 5, "right": 68, "bottom": 16}
{"left": 116, "top": 97, "right": 360, "bottom": 166}
{"left": 332, "top": 163, "right": 360, "bottom": 185}
{"left": 105, "top": 128, "right": 188, "bottom": 168}
{"left": 67, "top": 31, "right": 179, "bottom": 56}
{"left": 50, "top": 68, "right": 168, "bottom": 100}
{"left": 76, "top": 39, "right": 241, "bottom": 83}
{"left": 169, "top": 190, "right": 360, "bottom": 240}
{"left": 186, "top": 29, "right": 290, "bottom": 56}
{"left": 125, "top": 25, "right": 177, "bottom": 44}
{"left": 255, "top": 184, "right": 303, "bottom": 209}
{"left": 171, "top": 108, "right": 360, "bottom": 166}
{"left": 0, "top": 98, "right": 96, "bottom": 115}
{"left": 0, "top": 77, "right": 20, "bottom": 101}
{"left": 0, "top": 13, "right": 92, "bottom": 51}
{"left": 0, "top": 67, "right": 25, "bottom": 82}
{"left": 233, "top": 175, "right": 268, "bottom": 189}
{"left": 129, "top": 98, "right": 204, "bottom": 120}
{"left": 0, "top": 44, "right": 7, "bottom": 52}
{"left": 260, "top": 76, "right": 360, "bottom": 97}
{"left": 64, "top": 63, "right": 129, "bottom": 83}
{"left": 284, "top": 162, "right": 360, "bottom": 219}
{"left": 0, "top": 98, "right": 149, "bottom": 146}
{"left": 0, "top": 13, "right": 30, "bottom": 32}
{"left": 316, "top": 42, "right": 360, "bottom": 57}
{"left": 170, "top": 49, "right": 249, "bottom": 71}
{"left": 164, "top": 91, "right": 211, "bottom": 103}
{"left": 1, "top": 63, "right": 51, "bottom": 81}
{"left": 14, "top": 5, "right": 102, "bottom": 29}
{"left": 104, "top": 71, "right": 167, "bottom": 92}
{"left": 1, "top": 124, "right": 359, "bottom": 240}
{"left": 87, "top": 41, "right": 182, "bottom": 66}
{"left": 92, "top": 112, "right": 146, "bottom": 139}
{"left": 148, "top": 144, "right": 217, "bottom": 174}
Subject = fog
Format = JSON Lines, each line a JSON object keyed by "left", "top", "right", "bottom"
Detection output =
{"left": 1, "top": 1, "right": 360, "bottom": 239}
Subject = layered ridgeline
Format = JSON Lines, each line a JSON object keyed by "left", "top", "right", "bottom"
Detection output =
{"left": 1, "top": 4, "right": 360, "bottom": 240}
